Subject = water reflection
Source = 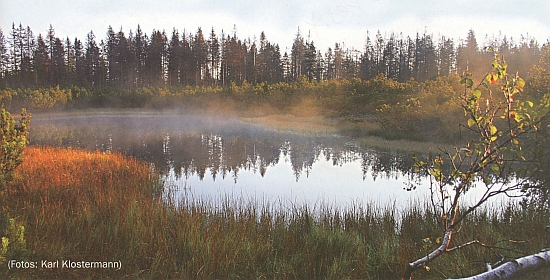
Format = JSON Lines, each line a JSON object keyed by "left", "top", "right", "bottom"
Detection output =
{"left": 30, "top": 113, "right": 427, "bottom": 207}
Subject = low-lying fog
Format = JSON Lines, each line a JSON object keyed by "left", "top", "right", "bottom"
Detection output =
{"left": 29, "top": 110, "right": 442, "bottom": 210}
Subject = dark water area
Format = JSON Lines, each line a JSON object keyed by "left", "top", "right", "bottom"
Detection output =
{"left": 30, "top": 111, "right": 430, "bottom": 209}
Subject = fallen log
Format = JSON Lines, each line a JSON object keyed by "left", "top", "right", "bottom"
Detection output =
{"left": 448, "top": 250, "right": 550, "bottom": 280}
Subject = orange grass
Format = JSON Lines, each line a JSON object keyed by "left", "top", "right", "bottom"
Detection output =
{"left": 4, "top": 146, "right": 169, "bottom": 278}
{"left": 13, "top": 146, "right": 151, "bottom": 190}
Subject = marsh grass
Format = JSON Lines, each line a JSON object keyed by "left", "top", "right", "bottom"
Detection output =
{"left": 1, "top": 146, "right": 549, "bottom": 279}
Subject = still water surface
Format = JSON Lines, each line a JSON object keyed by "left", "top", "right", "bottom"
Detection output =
{"left": 31, "top": 112, "right": 430, "bottom": 209}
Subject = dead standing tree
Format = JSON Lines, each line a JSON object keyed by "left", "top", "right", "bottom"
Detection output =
{"left": 402, "top": 53, "right": 550, "bottom": 279}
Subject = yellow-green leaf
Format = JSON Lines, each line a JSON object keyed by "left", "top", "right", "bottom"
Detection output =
{"left": 514, "top": 113, "right": 523, "bottom": 123}
{"left": 491, "top": 164, "right": 500, "bottom": 173}
{"left": 489, "top": 125, "right": 498, "bottom": 136}
{"left": 517, "top": 77, "right": 525, "bottom": 88}
{"left": 473, "top": 89, "right": 482, "bottom": 100}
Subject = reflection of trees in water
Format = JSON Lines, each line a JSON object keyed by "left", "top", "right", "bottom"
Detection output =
{"left": 30, "top": 116, "right": 417, "bottom": 183}
{"left": 362, "top": 152, "right": 411, "bottom": 181}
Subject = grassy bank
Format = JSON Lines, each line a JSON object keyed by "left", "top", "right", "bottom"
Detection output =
{"left": 242, "top": 114, "right": 444, "bottom": 154}
{"left": 242, "top": 114, "right": 340, "bottom": 134}
{"left": 1, "top": 146, "right": 549, "bottom": 279}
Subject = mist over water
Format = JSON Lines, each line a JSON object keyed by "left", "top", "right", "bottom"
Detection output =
{"left": 30, "top": 111, "right": 430, "bottom": 209}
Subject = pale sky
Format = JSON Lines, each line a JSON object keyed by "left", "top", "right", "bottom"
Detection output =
{"left": 1, "top": 0, "right": 549, "bottom": 52}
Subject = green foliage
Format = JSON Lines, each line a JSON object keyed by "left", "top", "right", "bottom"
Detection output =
{"left": 0, "top": 108, "right": 31, "bottom": 190}
{"left": 0, "top": 216, "right": 29, "bottom": 266}
{"left": 24, "top": 86, "right": 72, "bottom": 109}
{"left": 376, "top": 74, "right": 464, "bottom": 142}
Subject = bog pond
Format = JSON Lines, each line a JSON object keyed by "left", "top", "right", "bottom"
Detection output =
{"left": 30, "top": 111, "right": 443, "bottom": 210}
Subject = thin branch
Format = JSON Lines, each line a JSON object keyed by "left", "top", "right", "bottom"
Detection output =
{"left": 447, "top": 239, "right": 483, "bottom": 252}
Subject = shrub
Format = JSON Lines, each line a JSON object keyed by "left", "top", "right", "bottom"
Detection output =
{"left": 0, "top": 108, "right": 30, "bottom": 190}
{"left": 0, "top": 217, "right": 29, "bottom": 266}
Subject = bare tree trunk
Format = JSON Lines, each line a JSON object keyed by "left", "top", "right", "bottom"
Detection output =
{"left": 402, "top": 228, "right": 454, "bottom": 279}
{"left": 448, "top": 250, "right": 550, "bottom": 280}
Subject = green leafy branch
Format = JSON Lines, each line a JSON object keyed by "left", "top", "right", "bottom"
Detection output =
{"left": 0, "top": 108, "right": 31, "bottom": 190}
{"left": 403, "top": 52, "right": 550, "bottom": 279}
{"left": 0, "top": 217, "right": 29, "bottom": 265}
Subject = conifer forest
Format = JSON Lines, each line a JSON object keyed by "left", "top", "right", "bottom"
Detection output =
{"left": 0, "top": 23, "right": 543, "bottom": 90}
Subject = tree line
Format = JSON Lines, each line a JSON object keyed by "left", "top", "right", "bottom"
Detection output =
{"left": 0, "top": 23, "right": 545, "bottom": 89}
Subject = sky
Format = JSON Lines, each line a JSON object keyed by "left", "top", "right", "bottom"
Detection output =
{"left": 1, "top": 0, "right": 549, "bottom": 52}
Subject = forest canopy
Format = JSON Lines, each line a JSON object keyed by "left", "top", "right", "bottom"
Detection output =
{"left": 0, "top": 23, "right": 544, "bottom": 89}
